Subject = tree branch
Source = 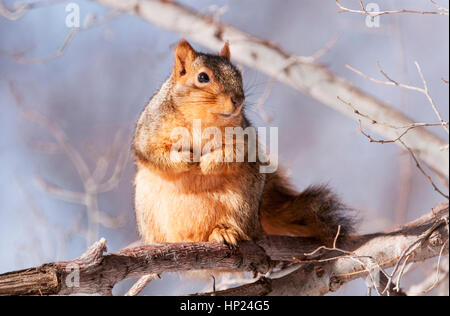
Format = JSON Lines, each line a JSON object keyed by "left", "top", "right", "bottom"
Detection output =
{"left": 194, "top": 203, "right": 449, "bottom": 296}
{"left": 335, "top": 0, "right": 449, "bottom": 17}
{"left": 92, "top": 0, "right": 449, "bottom": 179}
{"left": 0, "top": 203, "right": 447, "bottom": 296}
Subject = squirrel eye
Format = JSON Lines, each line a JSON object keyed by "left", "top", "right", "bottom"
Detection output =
{"left": 197, "top": 72, "right": 210, "bottom": 83}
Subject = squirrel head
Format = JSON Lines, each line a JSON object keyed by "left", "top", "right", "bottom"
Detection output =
{"left": 170, "top": 40, "right": 245, "bottom": 126}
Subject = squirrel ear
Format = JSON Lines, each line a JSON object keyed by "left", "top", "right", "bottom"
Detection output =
{"left": 174, "top": 39, "right": 196, "bottom": 78}
{"left": 219, "top": 41, "right": 231, "bottom": 61}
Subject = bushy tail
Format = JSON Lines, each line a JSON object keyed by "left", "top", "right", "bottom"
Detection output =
{"left": 260, "top": 173, "right": 355, "bottom": 246}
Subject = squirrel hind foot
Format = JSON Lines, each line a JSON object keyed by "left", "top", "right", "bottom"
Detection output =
{"left": 208, "top": 226, "right": 241, "bottom": 247}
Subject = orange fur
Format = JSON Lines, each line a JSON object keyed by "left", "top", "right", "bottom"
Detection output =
{"left": 135, "top": 161, "right": 255, "bottom": 244}
{"left": 133, "top": 40, "right": 354, "bottom": 255}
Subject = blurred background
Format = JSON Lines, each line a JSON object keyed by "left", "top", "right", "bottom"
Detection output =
{"left": 0, "top": 0, "right": 448, "bottom": 295}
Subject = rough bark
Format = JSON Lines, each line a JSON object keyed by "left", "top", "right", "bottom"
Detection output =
{"left": 0, "top": 203, "right": 447, "bottom": 296}
{"left": 195, "top": 203, "right": 449, "bottom": 296}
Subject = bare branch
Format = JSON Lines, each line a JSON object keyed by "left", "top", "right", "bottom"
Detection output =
{"left": 398, "top": 139, "right": 448, "bottom": 199}
{"left": 429, "top": 0, "right": 449, "bottom": 13}
{"left": 337, "top": 96, "right": 449, "bottom": 200}
{"left": 13, "top": 28, "right": 78, "bottom": 64}
{"left": 0, "top": 0, "right": 65, "bottom": 20}
{"left": 339, "top": 95, "right": 447, "bottom": 132}
{"left": 407, "top": 256, "right": 449, "bottom": 295}
{"left": 10, "top": 82, "right": 92, "bottom": 183}
{"left": 10, "top": 82, "right": 130, "bottom": 246}
{"left": 125, "top": 274, "right": 159, "bottom": 296}
{"left": 11, "top": 10, "right": 120, "bottom": 64}
{"left": 253, "top": 79, "right": 275, "bottom": 124}
{"left": 335, "top": 0, "right": 449, "bottom": 16}
{"left": 0, "top": 203, "right": 447, "bottom": 296}
{"left": 347, "top": 61, "right": 449, "bottom": 135}
{"left": 414, "top": 61, "right": 449, "bottom": 135}
{"left": 33, "top": 176, "right": 86, "bottom": 204}
{"left": 195, "top": 204, "right": 449, "bottom": 296}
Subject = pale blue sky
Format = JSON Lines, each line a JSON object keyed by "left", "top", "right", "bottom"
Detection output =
{"left": 0, "top": 0, "right": 448, "bottom": 295}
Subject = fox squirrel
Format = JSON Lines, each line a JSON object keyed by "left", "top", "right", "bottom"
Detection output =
{"left": 133, "top": 40, "right": 353, "bottom": 249}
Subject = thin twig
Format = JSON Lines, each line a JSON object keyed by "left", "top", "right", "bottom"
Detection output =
{"left": 10, "top": 82, "right": 130, "bottom": 245}
{"left": 414, "top": 61, "right": 449, "bottom": 134}
{"left": 383, "top": 217, "right": 449, "bottom": 294}
{"left": 336, "top": 0, "right": 449, "bottom": 16}
{"left": 0, "top": 0, "right": 65, "bottom": 20}
{"left": 399, "top": 139, "right": 449, "bottom": 200}
{"left": 337, "top": 96, "right": 449, "bottom": 199}
{"left": 125, "top": 274, "right": 160, "bottom": 296}
{"left": 346, "top": 61, "right": 449, "bottom": 135}
{"left": 11, "top": 10, "right": 120, "bottom": 64}
{"left": 430, "top": 0, "right": 449, "bottom": 12}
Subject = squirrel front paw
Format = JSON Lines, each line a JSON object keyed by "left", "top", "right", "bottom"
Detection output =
{"left": 169, "top": 150, "right": 197, "bottom": 171}
{"left": 208, "top": 226, "right": 240, "bottom": 247}
{"left": 199, "top": 150, "right": 224, "bottom": 174}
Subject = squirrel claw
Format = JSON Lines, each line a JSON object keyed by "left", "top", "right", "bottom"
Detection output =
{"left": 208, "top": 226, "right": 239, "bottom": 248}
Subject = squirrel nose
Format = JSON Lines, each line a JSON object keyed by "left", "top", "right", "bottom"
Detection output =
{"left": 231, "top": 96, "right": 244, "bottom": 109}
